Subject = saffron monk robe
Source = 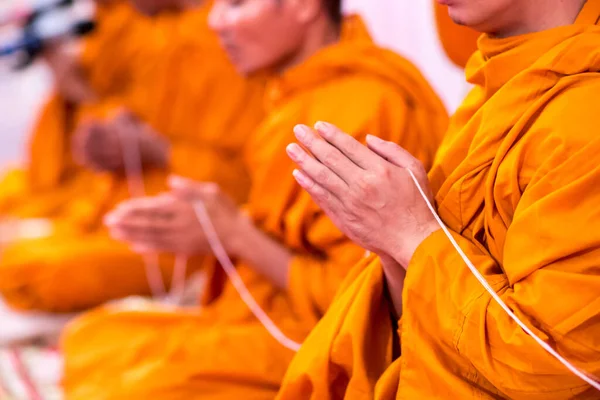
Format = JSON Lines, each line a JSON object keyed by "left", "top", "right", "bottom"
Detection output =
{"left": 59, "top": 0, "right": 449, "bottom": 398}
{"left": 280, "top": 0, "right": 600, "bottom": 398}
{"left": 0, "top": 0, "right": 265, "bottom": 312}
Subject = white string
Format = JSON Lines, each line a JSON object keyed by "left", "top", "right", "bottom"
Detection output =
{"left": 406, "top": 169, "right": 600, "bottom": 391}
{"left": 192, "top": 200, "right": 302, "bottom": 352}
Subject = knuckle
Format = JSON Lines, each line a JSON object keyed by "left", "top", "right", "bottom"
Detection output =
{"left": 323, "top": 148, "right": 339, "bottom": 165}
{"left": 374, "top": 162, "right": 390, "bottom": 178}
{"left": 316, "top": 169, "right": 330, "bottom": 186}
{"left": 356, "top": 173, "right": 376, "bottom": 194}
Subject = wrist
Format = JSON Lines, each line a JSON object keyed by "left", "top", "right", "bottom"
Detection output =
{"left": 379, "top": 253, "right": 406, "bottom": 319}
{"left": 224, "top": 213, "right": 255, "bottom": 258}
{"left": 391, "top": 220, "right": 440, "bottom": 268}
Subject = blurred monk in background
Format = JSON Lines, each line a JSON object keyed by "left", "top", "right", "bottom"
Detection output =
{"left": 60, "top": 0, "right": 448, "bottom": 398}
{"left": 0, "top": 0, "right": 265, "bottom": 312}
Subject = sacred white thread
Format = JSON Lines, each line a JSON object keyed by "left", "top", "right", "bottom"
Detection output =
{"left": 406, "top": 168, "right": 600, "bottom": 391}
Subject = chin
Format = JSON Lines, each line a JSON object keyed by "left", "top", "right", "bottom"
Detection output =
{"left": 447, "top": 7, "right": 473, "bottom": 27}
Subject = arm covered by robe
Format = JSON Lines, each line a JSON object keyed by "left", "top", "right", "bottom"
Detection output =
{"left": 403, "top": 136, "right": 600, "bottom": 399}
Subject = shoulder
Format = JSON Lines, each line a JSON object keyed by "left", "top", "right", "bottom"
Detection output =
{"left": 526, "top": 76, "right": 600, "bottom": 155}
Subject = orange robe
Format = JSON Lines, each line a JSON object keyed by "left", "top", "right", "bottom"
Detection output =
{"left": 0, "top": 4, "right": 265, "bottom": 312}
{"left": 60, "top": 16, "right": 448, "bottom": 399}
{"left": 276, "top": 1, "right": 600, "bottom": 398}
{"left": 434, "top": 2, "right": 479, "bottom": 68}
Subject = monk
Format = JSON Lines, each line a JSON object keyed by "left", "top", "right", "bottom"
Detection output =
{"left": 0, "top": 0, "right": 265, "bottom": 312}
{"left": 59, "top": 0, "right": 448, "bottom": 398}
{"left": 434, "top": 1, "right": 479, "bottom": 68}
{"left": 279, "top": 0, "right": 600, "bottom": 398}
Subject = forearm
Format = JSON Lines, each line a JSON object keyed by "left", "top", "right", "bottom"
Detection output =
{"left": 380, "top": 253, "right": 406, "bottom": 318}
{"left": 404, "top": 229, "right": 600, "bottom": 395}
{"left": 228, "top": 219, "right": 292, "bottom": 289}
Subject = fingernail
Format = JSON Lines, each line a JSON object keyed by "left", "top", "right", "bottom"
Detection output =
{"left": 366, "top": 134, "right": 384, "bottom": 145}
{"left": 292, "top": 169, "right": 309, "bottom": 186}
{"left": 314, "top": 121, "right": 333, "bottom": 135}
{"left": 293, "top": 125, "right": 310, "bottom": 140}
{"left": 286, "top": 143, "right": 300, "bottom": 159}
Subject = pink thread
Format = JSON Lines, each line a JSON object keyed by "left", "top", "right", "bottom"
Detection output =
{"left": 118, "top": 129, "right": 166, "bottom": 298}
{"left": 7, "top": 349, "right": 42, "bottom": 400}
{"left": 119, "top": 128, "right": 299, "bottom": 349}
{"left": 192, "top": 201, "right": 302, "bottom": 352}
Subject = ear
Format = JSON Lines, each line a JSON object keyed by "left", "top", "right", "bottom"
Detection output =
{"left": 288, "top": 0, "right": 322, "bottom": 25}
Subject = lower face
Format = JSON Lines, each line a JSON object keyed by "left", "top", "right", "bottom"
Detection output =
{"left": 210, "top": 0, "right": 306, "bottom": 75}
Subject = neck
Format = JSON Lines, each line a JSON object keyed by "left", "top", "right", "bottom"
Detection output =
{"left": 277, "top": 16, "right": 340, "bottom": 73}
{"left": 491, "top": 0, "right": 587, "bottom": 38}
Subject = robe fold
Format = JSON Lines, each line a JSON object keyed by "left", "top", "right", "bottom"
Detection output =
{"left": 0, "top": 3, "right": 265, "bottom": 312}
{"left": 276, "top": 1, "right": 600, "bottom": 398}
{"left": 60, "top": 16, "right": 448, "bottom": 399}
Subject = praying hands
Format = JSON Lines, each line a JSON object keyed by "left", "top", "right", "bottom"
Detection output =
{"left": 286, "top": 122, "right": 440, "bottom": 268}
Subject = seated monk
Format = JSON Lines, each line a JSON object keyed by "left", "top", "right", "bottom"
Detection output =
{"left": 434, "top": 1, "right": 479, "bottom": 69}
{"left": 0, "top": 0, "right": 265, "bottom": 312}
{"left": 59, "top": 0, "right": 449, "bottom": 398}
{"left": 278, "top": 0, "right": 600, "bottom": 398}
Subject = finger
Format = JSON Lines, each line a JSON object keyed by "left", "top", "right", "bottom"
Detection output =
{"left": 287, "top": 143, "right": 347, "bottom": 198}
{"left": 110, "top": 224, "right": 172, "bottom": 245}
{"left": 77, "top": 122, "right": 105, "bottom": 165}
{"left": 111, "top": 227, "right": 171, "bottom": 253}
{"left": 292, "top": 169, "right": 344, "bottom": 211}
{"left": 366, "top": 135, "right": 433, "bottom": 199}
{"left": 366, "top": 135, "right": 420, "bottom": 170}
{"left": 109, "top": 107, "right": 135, "bottom": 124}
{"left": 313, "top": 121, "right": 381, "bottom": 169}
{"left": 105, "top": 197, "right": 167, "bottom": 226}
{"left": 169, "top": 176, "right": 219, "bottom": 201}
{"left": 293, "top": 124, "right": 363, "bottom": 184}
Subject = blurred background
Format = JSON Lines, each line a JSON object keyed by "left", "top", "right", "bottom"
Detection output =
{"left": 0, "top": 0, "right": 467, "bottom": 167}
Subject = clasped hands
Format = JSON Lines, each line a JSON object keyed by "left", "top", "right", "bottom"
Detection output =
{"left": 286, "top": 121, "right": 439, "bottom": 268}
